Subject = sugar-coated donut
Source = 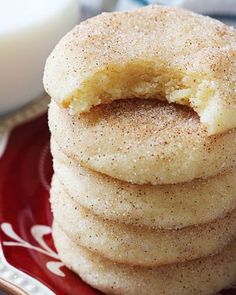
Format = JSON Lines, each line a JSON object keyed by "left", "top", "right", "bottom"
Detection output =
{"left": 44, "top": 5, "right": 236, "bottom": 135}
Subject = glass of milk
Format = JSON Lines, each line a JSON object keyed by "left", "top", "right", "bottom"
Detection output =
{"left": 0, "top": 0, "right": 79, "bottom": 115}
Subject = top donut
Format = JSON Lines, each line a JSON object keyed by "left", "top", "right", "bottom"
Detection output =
{"left": 43, "top": 5, "right": 236, "bottom": 135}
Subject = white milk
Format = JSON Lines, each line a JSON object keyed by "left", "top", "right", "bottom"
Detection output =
{"left": 0, "top": 0, "right": 79, "bottom": 114}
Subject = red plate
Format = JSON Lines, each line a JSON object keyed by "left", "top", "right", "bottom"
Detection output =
{"left": 0, "top": 113, "right": 235, "bottom": 295}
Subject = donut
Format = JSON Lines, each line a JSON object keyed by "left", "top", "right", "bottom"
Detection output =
{"left": 51, "top": 139, "right": 236, "bottom": 229}
{"left": 52, "top": 223, "right": 236, "bottom": 295}
{"left": 49, "top": 99, "right": 236, "bottom": 184}
{"left": 44, "top": 5, "right": 236, "bottom": 135}
{"left": 51, "top": 176, "right": 236, "bottom": 267}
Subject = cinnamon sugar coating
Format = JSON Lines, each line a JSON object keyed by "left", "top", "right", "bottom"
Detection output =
{"left": 53, "top": 223, "right": 236, "bottom": 295}
{"left": 51, "top": 138, "right": 236, "bottom": 229}
{"left": 51, "top": 176, "right": 236, "bottom": 267}
{"left": 49, "top": 99, "right": 236, "bottom": 184}
{"left": 44, "top": 5, "right": 236, "bottom": 135}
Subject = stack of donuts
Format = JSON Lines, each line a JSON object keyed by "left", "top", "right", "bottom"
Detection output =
{"left": 45, "top": 5, "right": 236, "bottom": 295}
